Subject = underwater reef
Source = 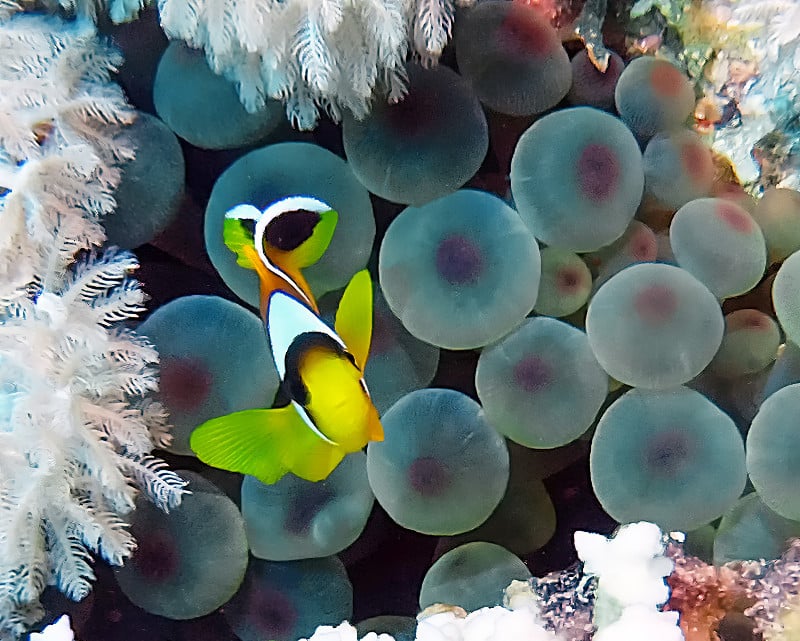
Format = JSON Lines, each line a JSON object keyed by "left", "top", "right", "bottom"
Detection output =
{"left": 3, "top": 0, "right": 800, "bottom": 640}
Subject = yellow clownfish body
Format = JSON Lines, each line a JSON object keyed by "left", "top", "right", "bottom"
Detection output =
{"left": 190, "top": 270, "right": 383, "bottom": 484}
{"left": 223, "top": 195, "right": 339, "bottom": 316}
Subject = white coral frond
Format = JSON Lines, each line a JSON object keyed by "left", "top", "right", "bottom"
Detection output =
{"left": 118, "top": 456, "right": 189, "bottom": 512}
{"left": 0, "top": 13, "right": 183, "bottom": 638}
{"left": 156, "top": 0, "right": 464, "bottom": 128}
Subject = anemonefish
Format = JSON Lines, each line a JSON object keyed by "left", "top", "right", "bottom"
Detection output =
{"left": 190, "top": 267, "right": 383, "bottom": 484}
{"left": 222, "top": 195, "right": 338, "bottom": 315}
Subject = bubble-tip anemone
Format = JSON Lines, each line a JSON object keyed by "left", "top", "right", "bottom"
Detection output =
{"left": 367, "top": 388, "right": 509, "bottom": 535}
{"left": 510, "top": 107, "right": 644, "bottom": 252}
{"left": 241, "top": 451, "right": 374, "bottom": 561}
{"left": 586, "top": 262, "right": 724, "bottom": 389}
{"left": 379, "top": 189, "right": 540, "bottom": 350}
{"left": 114, "top": 471, "right": 248, "bottom": 619}
{"left": 342, "top": 64, "right": 488, "bottom": 206}
{"left": 590, "top": 387, "right": 746, "bottom": 531}
{"left": 476, "top": 317, "right": 607, "bottom": 449}
{"left": 454, "top": 0, "right": 571, "bottom": 116}
{"left": 419, "top": 542, "right": 531, "bottom": 612}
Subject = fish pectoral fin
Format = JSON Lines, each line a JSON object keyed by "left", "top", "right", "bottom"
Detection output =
{"left": 223, "top": 206, "right": 261, "bottom": 269}
{"left": 334, "top": 269, "right": 373, "bottom": 369}
{"left": 286, "top": 208, "right": 338, "bottom": 269}
{"left": 287, "top": 426, "right": 348, "bottom": 482}
{"left": 190, "top": 405, "right": 306, "bottom": 485}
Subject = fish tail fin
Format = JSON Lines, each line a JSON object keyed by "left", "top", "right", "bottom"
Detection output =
{"left": 190, "top": 405, "right": 306, "bottom": 485}
{"left": 334, "top": 269, "right": 373, "bottom": 369}
{"left": 287, "top": 426, "right": 348, "bottom": 482}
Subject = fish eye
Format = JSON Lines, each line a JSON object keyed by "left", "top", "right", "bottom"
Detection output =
{"left": 263, "top": 209, "right": 321, "bottom": 252}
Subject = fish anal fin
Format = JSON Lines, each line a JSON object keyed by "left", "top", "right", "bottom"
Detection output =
{"left": 334, "top": 269, "right": 373, "bottom": 369}
{"left": 190, "top": 406, "right": 307, "bottom": 485}
{"left": 366, "top": 409, "right": 384, "bottom": 443}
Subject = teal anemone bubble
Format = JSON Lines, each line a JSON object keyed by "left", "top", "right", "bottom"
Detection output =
{"left": 614, "top": 56, "right": 695, "bottom": 139}
{"left": 510, "top": 107, "right": 644, "bottom": 252}
{"left": 476, "top": 317, "right": 608, "bottom": 449}
{"left": 153, "top": 41, "right": 284, "bottom": 150}
{"left": 585, "top": 262, "right": 724, "bottom": 389}
{"left": 746, "top": 383, "right": 800, "bottom": 520}
{"left": 342, "top": 64, "right": 488, "bottom": 206}
{"left": 590, "top": 387, "right": 746, "bottom": 531}
{"left": 713, "top": 492, "right": 800, "bottom": 564}
{"left": 567, "top": 48, "right": 624, "bottom": 111}
{"left": 534, "top": 247, "right": 593, "bottom": 318}
{"left": 241, "top": 451, "right": 374, "bottom": 561}
{"left": 114, "top": 471, "right": 248, "bottom": 620}
{"left": 760, "top": 341, "right": 800, "bottom": 403}
{"left": 454, "top": 1, "right": 571, "bottom": 116}
{"left": 224, "top": 556, "right": 353, "bottom": 641}
{"left": 586, "top": 220, "right": 658, "bottom": 291}
{"left": 773, "top": 250, "right": 800, "bottom": 345}
{"left": 367, "top": 389, "right": 509, "bottom": 535}
{"left": 137, "top": 295, "right": 279, "bottom": 455}
{"left": 205, "top": 142, "right": 375, "bottom": 306}
{"left": 103, "top": 111, "right": 184, "bottom": 249}
{"left": 642, "top": 129, "right": 715, "bottom": 210}
{"left": 419, "top": 542, "right": 531, "bottom": 612}
{"left": 709, "top": 309, "right": 780, "bottom": 378}
{"left": 379, "top": 189, "right": 540, "bottom": 350}
{"left": 670, "top": 198, "right": 766, "bottom": 299}
{"left": 436, "top": 442, "right": 557, "bottom": 557}
{"left": 752, "top": 187, "right": 800, "bottom": 263}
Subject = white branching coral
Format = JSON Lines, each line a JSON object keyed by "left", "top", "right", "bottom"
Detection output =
{"left": 156, "top": 0, "right": 475, "bottom": 129}
{"left": 0, "top": 11, "right": 185, "bottom": 639}
{"left": 575, "top": 522, "right": 683, "bottom": 641}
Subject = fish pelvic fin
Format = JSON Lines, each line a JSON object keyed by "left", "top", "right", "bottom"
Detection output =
{"left": 190, "top": 406, "right": 308, "bottom": 485}
{"left": 334, "top": 269, "right": 373, "bottom": 369}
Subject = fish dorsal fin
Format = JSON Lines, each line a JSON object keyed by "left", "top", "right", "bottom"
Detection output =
{"left": 267, "top": 290, "right": 345, "bottom": 382}
{"left": 334, "top": 269, "right": 373, "bottom": 370}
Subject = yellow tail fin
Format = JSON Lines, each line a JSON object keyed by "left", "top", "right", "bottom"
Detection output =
{"left": 286, "top": 422, "right": 348, "bottom": 482}
{"left": 190, "top": 405, "right": 307, "bottom": 485}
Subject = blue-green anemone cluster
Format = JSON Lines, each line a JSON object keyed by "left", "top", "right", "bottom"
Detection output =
{"left": 100, "top": 4, "right": 800, "bottom": 634}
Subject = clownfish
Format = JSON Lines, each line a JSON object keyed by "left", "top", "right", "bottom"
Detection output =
{"left": 190, "top": 269, "right": 384, "bottom": 484}
{"left": 223, "top": 195, "right": 339, "bottom": 315}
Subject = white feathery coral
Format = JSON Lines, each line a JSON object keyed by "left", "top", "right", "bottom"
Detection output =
{"left": 0, "top": 11, "right": 185, "bottom": 639}
{"left": 156, "top": 0, "right": 475, "bottom": 129}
